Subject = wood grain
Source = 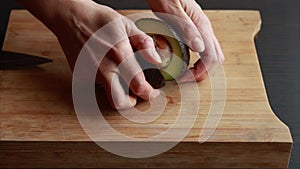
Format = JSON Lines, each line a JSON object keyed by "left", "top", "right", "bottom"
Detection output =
{"left": 0, "top": 10, "right": 293, "bottom": 168}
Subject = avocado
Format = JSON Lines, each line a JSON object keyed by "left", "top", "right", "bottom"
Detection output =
{"left": 143, "top": 68, "right": 165, "bottom": 89}
{"left": 135, "top": 18, "right": 190, "bottom": 81}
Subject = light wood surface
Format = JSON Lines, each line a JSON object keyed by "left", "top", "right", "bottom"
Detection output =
{"left": 0, "top": 10, "right": 293, "bottom": 168}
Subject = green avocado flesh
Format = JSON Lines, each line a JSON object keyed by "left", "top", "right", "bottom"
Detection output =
{"left": 135, "top": 18, "right": 190, "bottom": 81}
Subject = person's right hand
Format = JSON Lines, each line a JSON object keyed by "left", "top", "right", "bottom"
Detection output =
{"left": 43, "top": 0, "right": 162, "bottom": 109}
{"left": 147, "top": 0, "right": 225, "bottom": 82}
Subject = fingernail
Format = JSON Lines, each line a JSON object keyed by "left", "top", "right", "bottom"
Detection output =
{"left": 192, "top": 37, "right": 205, "bottom": 52}
{"left": 150, "top": 89, "right": 161, "bottom": 99}
{"left": 152, "top": 50, "right": 162, "bottom": 63}
{"left": 129, "top": 96, "right": 137, "bottom": 107}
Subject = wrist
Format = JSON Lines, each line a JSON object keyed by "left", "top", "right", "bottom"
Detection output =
{"left": 45, "top": 0, "right": 86, "bottom": 36}
{"left": 15, "top": 0, "right": 93, "bottom": 36}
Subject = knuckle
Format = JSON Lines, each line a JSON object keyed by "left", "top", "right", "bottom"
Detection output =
{"left": 110, "top": 42, "right": 131, "bottom": 62}
{"left": 195, "top": 16, "right": 212, "bottom": 30}
{"left": 198, "top": 13, "right": 211, "bottom": 25}
{"left": 136, "top": 35, "right": 153, "bottom": 49}
{"left": 141, "top": 36, "right": 154, "bottom": 46}
{"left": 132, "top": 83, "right": 148, "bottom": 96}
{"left": 196, "top": 73, "right": 208, "bottom": 82}
{"left": 181, "top": 22, "right": 197, "bottom": 35}
{"left": 195, "top": 74, "right": 202, "bottom": 81}
{"left": 99, "top": 60, "right": 116, "bottom": 76}
{"left": 113, "top": 97, "right": 130, "bottom": 109}
{"left": 203, "top": 54, "right": 219, "bottom": 65}
{"left": 202, "top": 16, "right": 211, "bottom": 26}
{"left": 220, "top": 56, "right": 225, "bottom": 62}
{"left": 210, "top": 56, "right": 219, "bottom": 64}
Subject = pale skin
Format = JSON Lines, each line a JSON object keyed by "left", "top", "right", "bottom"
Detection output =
{"left": 16, "top": 0, "right": 224, "bottom": 109}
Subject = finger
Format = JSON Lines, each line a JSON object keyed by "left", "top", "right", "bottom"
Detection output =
{"left": 127, "top": 70, "right": 161, "bottom": 100}
{"left": 125, "top": 19, "right": 162, "bottom": 64}
{"left": 213, "top": 34, "right": 225, "bottom": 63}
{"left": 177, "top": 59, "right": 208, "bottom": 83}
{"left": 150, "top": 5, "right": 205, "bottom": 52}
{"left": 191, "top": 11, "right": 221, "bottom": 77}
{"left": 108, "top": 40, "right": 160, "bottom": 101}
{"left": 177, "top": 33, "right": 218, "bottom": 83}
{"left": 129, "top": 32, "right": 162, "bottom": 65}
{"left": 176, "top": 30, "right": 218, "bottom": 83}
{"left": 103, "top": 72, "right": 137, "bottom": 109}
{"left": 179, "top": 35, "right": 222, "bottom": 83}
{"left": 117, "top": 53, "right": 161, "bottom": 100}
{"left": 189, "top": 3, "right": 224, "bottom": 65}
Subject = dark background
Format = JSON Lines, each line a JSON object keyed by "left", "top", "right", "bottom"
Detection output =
{"left": 1, "top": 0, "right": 299, "bottom": 168}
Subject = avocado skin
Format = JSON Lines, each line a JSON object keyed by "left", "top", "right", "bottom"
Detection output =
{"left": 161, "top": 19, "right": 190, "bottom": 76}
{"left": 135, "top": 18, "right": 190, "bottom": 81}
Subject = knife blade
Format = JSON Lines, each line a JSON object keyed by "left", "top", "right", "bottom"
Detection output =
{"left": 0, "top": 51, "right": 52, "bottom": 70}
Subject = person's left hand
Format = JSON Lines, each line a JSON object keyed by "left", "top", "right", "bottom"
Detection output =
{"left": 147, "top": 0, "right": 225, "bottom": 82}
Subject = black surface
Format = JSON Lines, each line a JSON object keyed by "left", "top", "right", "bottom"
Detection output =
{"left": 1, "top": 0, "right": 299, "bottom": 168}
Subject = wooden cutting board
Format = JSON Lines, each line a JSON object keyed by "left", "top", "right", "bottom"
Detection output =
{"left": 0, "top": 10, "right": 292, "bottom": 168}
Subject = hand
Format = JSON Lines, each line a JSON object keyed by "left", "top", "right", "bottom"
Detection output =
{"left": 18, "top": 0, "right": 161, "bottom": 109}
{"left": 61, "top": 1, "right": 164, "bottom": 109}
{"left": 147, "top": 0, "right": 225, "bottom": 82}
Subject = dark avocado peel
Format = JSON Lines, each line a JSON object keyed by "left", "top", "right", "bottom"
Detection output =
{"left": 135, "top": 18, "right": 190, "bottom": 88}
